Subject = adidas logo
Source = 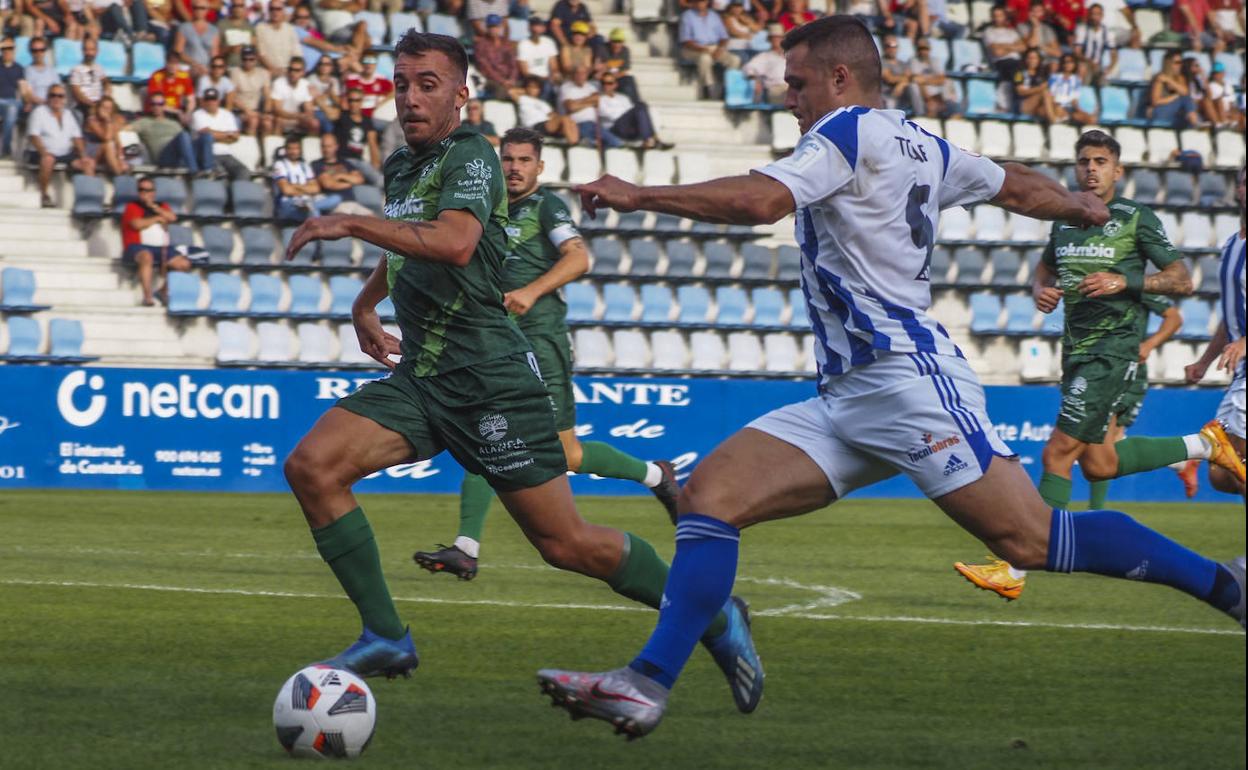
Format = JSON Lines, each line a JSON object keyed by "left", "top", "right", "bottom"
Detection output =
{"left": 1125, "top": 560, "right": 1149, "bottom": 580}
{"left": 943, "top": 454, "right": 969, "bottom": 476}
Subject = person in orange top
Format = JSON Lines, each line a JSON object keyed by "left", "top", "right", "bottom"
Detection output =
{"left": 147, "top": 55, "right": 196, "bottom": 122}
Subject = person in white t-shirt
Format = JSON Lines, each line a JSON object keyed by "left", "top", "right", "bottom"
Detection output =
{"left": 196, "top": 56, "right": 236, "bottom": 107}
{"left": 559, "top": 64, "right": 601, "bottom": 146}
{"left": 25, "top": 85, "right": 96, "bottom": 207}
{"left": 190, "top": 88, "right": 249, "bottom": 178}
{"left": 743, "top": 24, "right": 786, "bottom": 104}
{"left": 597, "top": 73, "right": 668, "bottom": 149}
{"left": 268, "top": 56, "right": 320, "bottom": 134}
{"left": 513, "top": 74, "right": 578, "bottom": 144}
{"left": 517, "top": 15, "right": 561, "bottom": 102}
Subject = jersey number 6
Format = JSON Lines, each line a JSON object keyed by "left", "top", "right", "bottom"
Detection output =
{"left": 907, "top": 183, "right": 935, "bottom": 282}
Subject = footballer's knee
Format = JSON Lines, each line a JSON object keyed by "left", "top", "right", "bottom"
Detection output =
{"left": 532, "top": 531, "right": 611, "bottom": 576}
{"left": 1209, "top": 466, "right": 1244, "bottom": 495}
{"left": 1079, "top": 452, "right": 1118, "bottom": 482}
{"left": 676, "top": 475, "right": 746, "bottom": 526}
{"left": 284, "top": 441, "right": 347, "bottom": 498}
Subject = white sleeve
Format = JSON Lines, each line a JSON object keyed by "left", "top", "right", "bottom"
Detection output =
{"left": 938, "top": 143, "right": 1006, "bottom": 209}
{"left": 753, "top": 131, "right": 853, "bottom": 209}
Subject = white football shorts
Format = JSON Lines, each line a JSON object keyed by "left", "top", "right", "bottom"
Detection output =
{"left": 1216, "top": 371, "right": 1245, "bottom": 439}
{"left": 747, "top": 353, "right": 1015, "bottom": 499}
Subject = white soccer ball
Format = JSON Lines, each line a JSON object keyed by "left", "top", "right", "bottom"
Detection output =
{"left": 273, "top": 665, "right": 376, "bottom": 759}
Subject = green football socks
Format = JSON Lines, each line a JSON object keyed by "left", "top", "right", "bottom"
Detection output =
{"left": 1088, "top": 479, "right": 1109, "bottom": 509}
{"left": 457, "top": 473, "right": 494, "bottom": 544}
{"left": 608, "top": 532, "right": 728, "bottom": 639}
{"left": 1113, "top": 436, "right": 1190, "bottom": 477}
{"left": 579, "top": 441, "right": 649, "bottom": 483}
{"left": 1039, "top": 472, "right": 1073, "bottom": 509}
{"left": 312, "top": 507, "right": 406, "bottom": 641}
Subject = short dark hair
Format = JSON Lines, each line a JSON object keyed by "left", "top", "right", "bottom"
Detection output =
{"left": 1075, "top": 129, "right": 1121, "bottom": 161}
{"left": 500, "top": 127, "right": 544, "bottom": 157}
{"left": 394, "top": 30, "right": 469, "bottom": 82}
{"left": 284, "top": 134, "right": 302, "bottom": 147}
{"left": 781, "top": 15, "right": 880, "bottom": 94}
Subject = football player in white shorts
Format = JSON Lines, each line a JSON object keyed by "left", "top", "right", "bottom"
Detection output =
{"left": 533, "top": 16, "right": 1248, "bottom": 738}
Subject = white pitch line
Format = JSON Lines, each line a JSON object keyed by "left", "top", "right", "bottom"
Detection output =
{"left": 2, "top": 578, "right": 1241, "bottom": 637}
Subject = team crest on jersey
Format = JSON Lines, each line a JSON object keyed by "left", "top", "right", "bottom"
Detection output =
{"left": 1102, "top": 220, "right": 1122, "bottom": 237}
{"left": 419, "top": 162, "right": 436, "bottom": 180}
{"left": 478, "top": 413, "right": 509, "bottom": 442}
{"left": 505, "top": 225, "right": 522, "bottom": 238}
{"left": 466, "top": 158, "right": 492, "bottom": 180}
{"left": 1069, "top": 376, "right": 1088, "bottom": 395}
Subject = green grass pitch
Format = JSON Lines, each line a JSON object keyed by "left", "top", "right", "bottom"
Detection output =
{"left": 1, "top": 489, "right": 1243, "bottom": 769}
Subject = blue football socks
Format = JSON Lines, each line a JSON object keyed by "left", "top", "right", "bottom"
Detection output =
{"left": 629, "top": 514, "right": 740, "bottom": 689}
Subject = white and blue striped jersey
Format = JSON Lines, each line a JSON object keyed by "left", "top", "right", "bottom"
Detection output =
{"left": 755, "top": 107, "right": 1006, "bottom": 388}
{"left": 1219, "top": 232, "right": 1246, "bottom": 377}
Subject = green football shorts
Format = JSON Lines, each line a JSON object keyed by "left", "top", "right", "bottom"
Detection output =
{"left": 336, "top": 353, "right": 566, "bottom": 492}
{"left": 1057, "top": 355, "right": 1139, "bottom": 444}
{"left": 1112, "top": 362, "right": 1149, "bottom": 430}
{"left": 526, "top": 330, "right": 575, "bottom": 432}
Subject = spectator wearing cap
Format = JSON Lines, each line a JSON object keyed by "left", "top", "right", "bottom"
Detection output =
{"left": 559, "top": 20, "right": 600, "bottom": 75}
{"left": 191, "top": 87, "right": 249, "bottom": 178}
{"left": 134, "top": 92, "right": 215, "bottom": 172}
{"left": 217, "top": 0, "right": 255, "bottom": 67}
{"left": 147, "top": 54, "right": 197, "bottom": 123}
{"left": 26, "top": 84, "right": 96, "bottom": 207}
{"left": 22, "top": 37, "right": 59, "bottom": 107}
{"left": 312, "top": 132, "right": 369, "bottom": 202}
{"left": 121, "top": 176, "right": 192, "bottom": 306}
{"left": 467, "top": 0, "right": 509, "bottom": 36}
{"left": 272, "top": 134, "right": 342, "bottom": 221}
{"left": 602, "top": 27, "right": 642, "bottom": 101}
{"left": 343, "top": 54, "right": 393, "bottom": 121}
{"left": 229, "top": 45, "right": 273, "bottom": 135}
{"left": 0, "top": 39, "right": 27, "bottom": 158}
{"left": 679, "top": 0, "right": 740, "bottom": 99}
{"left": 69, "top": 36, "right": 111, "bottom": 115}
{"left": 743, "top": 23, "right": 787, "bottom": 105}
{"left": 333, "top": 87, "right": 382, "bottom": 172}
{"left": 517, "top": 16, "right": 561, "bottom": 99}
{"left": 174, "top": 0, "right": 221, "bottom": 78}
{"left": 461, "top": 97, "right": 500, "bottom": 146}
{"left": 256, "top": 0, "right": 303, "bottom": 74}
{"left": 475, "top": 14, "right": 521, "bottom": 98}
{"left": 513, "top": 74, "right": 578, "bottom": 143}
{"left": 268, "top": 56, "right": 321, "bottom": 135}
{"left": 550, "top": 0, "right": 600, "bottom": 52}
{"left": 2, "top": 0, "right": 37, "bottom": 38}
{"left": 596, "top": 72, "right": 668, "bottom": 149}
{"left": 1205, "top": 60, "right": 1236, "bottom": 127}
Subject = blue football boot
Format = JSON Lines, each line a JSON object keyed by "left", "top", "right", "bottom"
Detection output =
{"left": 701, "top": 596, "right": 764, "bottom": 713}
{"left": 322, "top": 626, "right": 419, "bottom": 679}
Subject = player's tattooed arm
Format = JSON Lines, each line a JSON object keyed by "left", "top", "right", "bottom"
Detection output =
{"left": 1140, "top": 260, "right": 1194, "bottom": 297}
{"left": 505, "top": 238, "right": 590, "bottom": 316}
{"left": 992, "top": 162, "right": 1109, "bottom": 226}
{"left": 574, "top": 173, "right": 795, "bottom": 225}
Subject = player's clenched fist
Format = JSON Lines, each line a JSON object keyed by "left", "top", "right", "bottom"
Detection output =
{"left": 574, "top": 175, "right": 642, "bottom": 220}
{"left": 1034, "top": 285, "right": 1062, "bottom": 313}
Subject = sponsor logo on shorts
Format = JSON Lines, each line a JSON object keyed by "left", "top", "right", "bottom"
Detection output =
{"left": 1069, "top": 376, "right": 1088, "bottom": 396}
{"left": 478, "top": 413, "right": 509, "bottom": 442}
{"left": 943, "top": 453, "right": 969, "bottom": 476}
{"left": 907, "top": 431, "right": 962, "bottom": 463}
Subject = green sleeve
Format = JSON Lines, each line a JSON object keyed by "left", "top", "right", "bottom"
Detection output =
{"left": 1136, "top": 207, "right": 1181, "bottom": 269}
{"left": 436, "top": 136, "right": 504, "bottom": 227}
{"left": 539, "top": 193, "right": 580, "bottom": 246}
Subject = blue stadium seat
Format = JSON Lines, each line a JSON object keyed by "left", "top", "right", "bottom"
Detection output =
{"left": 167, "top": 223, "right": 193, "bottom": 248}
{"left": 589, "top": 236, "right": 623, "bottom": 274}
{"left": 166, "top": 272, "right": 202, "bottom": 315}
{"left": 191, "top": 178, "right": 228, "bottom": 218}
{"left": 969, "top": 292, "right": 1002, "bottom": 334}
{"left": 930, "top": 245, "right": 953, "bottom": 283}
{"left": 96, "top": 39, "right": 127, "bottom": 78}
{"left": 359, "top": 241, "right": 384, "bottom": 268}
{"left": 677, "top": 285, "right": 711, "bottom": 324}
{"left": 776, "top": 246, "right": 801, "bottom": 282}
{"left": 602, "top": 282, "right": 636, "bottom": 323}
{"left": 2, "top": 316, "right": 42, "bottom": 359}
{"left": 628, "top": 238, "right": 661, "bottom": 275}
{"left": 664, "top": 240, "right": 698, "bottom": 277}
{"left": 241, "top": 227, "right": 276, "bottom": 265}
{"left": 506, "top": 16, "right": 527, "bottom": 40}
{"left": 72, "top": 174, "right": 106, "bottom": 217}
{"left": 207, "top": 273, "right": 243, "bottom": 316}
{"left": 1197, "top": 257, "right": 1221, "bottom": 294}
{"left": 355, "top": 10, "right": 386, "bottom": 45}
{"left": 989, "top": 248, "right": 1022, "bottom": 286}
{"left": 13, "top": 35, "right": 31, "bottom": 67}
{"left": 740, "top": 243, "right": 773, "bottom": 279}
{"left": 1147, "top": 310, "right": 1163, "bottom": 334}
{"left": 653, "top": 214, "right": 685, "bottom": 233}
{"left": 425, "top": 13, "right": 460, "bottom": 36}
{"left": 200, "top": 225, "right": 235, "bottom": 265}
{"left": 112, "top": 175, "right": 138, "bottom": 213}
{"left": 1098, "top": 86, "right": 1132, "bottom": 124}
{"left": 247, "top": 274, "right": 283, "bottom": 316}
{"left": 53, "top": 38, "right": 83, "bottom": 77}
{"left": 1, "top": 267, "right": 40, "bottom": 310}
{"left": 132, "top": 41, "right": 166, "bottom": 78}
{"left": 752, "top": 287, "right": 784, "bottom": 327}
{"left": 614, "top": 211, "right": 647, "bottom": 232}
{"left": 640, "top": 284, "right": 674, "bottom": 324}
{"left": 1215, "top": 51, "right": 1243, "bottom": 83}
{"left": 1177, "top": 297, "right": 1212, "bottom": 340}
{"left": 215, "top": 320, "right": 253, "bottom": 362}
{"left": 376, "top": 295, "right": 396, "bottom": 320}
{"left": 1131, "top": 168, "right": 1161, "bottom": 203}
{"left": 1041, "top": 301, "right": 1064, "bottom": 336}
{"left": 230, "top": 180, "right": 272, "bottom": 219}
{"left": 724, "top": 69, "right": 752, "bottom": 108}
{"left": 964, "top": 78, "right": 1000, "bottom": 117}
{"left": 715, "top": 286, "right": 748, "bottom": 326}
{"left": 288, "top": 275, "right": 324, "bottom": 316}
{"left": 389, "top": 12, "right": 424, "bottom": 42}
{"left": 319, "top": 238, "right": 354, "bottom": 267}
{"left": 1198, "top": 171, "right": 1228, "bottom": 206}
{"left": 1002, "top": 294, "right": 1036, "bottom": 335}
{"left": 1163, "top": 171, "right": 1196, "bottom": 206}
{"left": 1077, "top": 85, "right": 1099, "bottom": 114}
{"left": 49, "top": 319, "right": 88, "bottom": 360}
{"left": 564, "top": 282, "right": 597, "bottom": 323}
{"left": 950, "top": 39, "right": 983, "bottom": 72}
{"left": 1115, "top": 49, "right": 1147, "bottom": 83}
{"left": 788, "top": 288, "right": 808, "bottom": 329}
{"left": 329, "top": 276, "right": 363, "bottom": 317}
{"left": 155, "top": 176, "right": 188, "bottom": 214}
{"left": 702, "top": 241, "right": 735, "bottom": 278}
{"left": 954, "top": 248, "right": 986, "bottom": 286}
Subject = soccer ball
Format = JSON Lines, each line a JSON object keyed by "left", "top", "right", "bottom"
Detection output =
{"left": 273, "top": 665, "right": 376, "bottom": 759}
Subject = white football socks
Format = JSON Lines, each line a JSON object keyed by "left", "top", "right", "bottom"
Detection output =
{"left": 1183, "top": 433, "right": 1212, "bottom": 460}
{"left": 453, "top": 536, "right": 480, "bottom": 559}
{"left": 642, "top": 462, "right": 664, "bottom": 489}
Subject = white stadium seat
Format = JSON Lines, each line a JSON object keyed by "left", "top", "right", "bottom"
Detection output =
{"left": 337, "top": 324, "right": 372, "bottom": 365}
{"left": 1146, "top": 129, "right": 1179, "bottom": 164}
{"left": 943, "top": 119, "right": 978, "bottom": 153}
{"left": 566, "top": 146, "right": 602, "bottom": 185}
{"left": 1179, "top": 129, "right": 1212, "bottom": 160}
{"left": 763, "top": 333, "right": 799, "bottom": 372}
{"left": 690, "top": 331, "right": 726, "bottom": 370}
{"left": 483, "top": 100, "right": 517, "bottom": 133}
{"left": 770, "top": 112, "right": 800, "bottom": 153}
{"left": 651, "top": 330, "right": 689, "bottom": 369}
{"left": 1047, "top": 124, "right": 1079, "bottom": 161}
{"left": 973, "top": 207, "right": 1007, "bottom": 241}
{"left": 1011, "top": 122, "right": 1045, "bottom": 160}
{"left": 727, "top": 332, "right": 764, "bottom": 371}
{"left": 939, "top": 206, "right": 973, "bottom": 241}
{"left": 1179, "top": 212, "right": 1213, "bottom": 249}
{"left": 604, "top": 148, "right": 641, "bottom": 183}
{"left": 977, "top": 120, "right": 1011, "bottom": 158}
{"left": 220, "top": 135, "right": 261, "bottom": 170}
{"left": 676, "top": 152, "right": 712, "bottom": 184}
{"left": 642, "top": 150, "right": 676, "bottom": 185}
{"left": 1214, "top": 214, "right": 1239, "bottom": 245}
{"left": 573, "top": 329, "right": 612, "bottom": 367}
{"left": 216, "top": 321, "right": 253, "bottom": 363}
{"left": 256, "top": 322, "right": 294, "bottom": 362}
{"left": 1009, "top": 213, "right": 1047, "bottom": 242}
{"left": 297, "top": 323, "right": 334, "bottom": 364}
{"left": 612, "top": 330, "right": 651, "bottom": 368}
{"left": 1115, "top": 127, "right": 1146, "bottom": 164}
{"left": 803, "top": 335, "right": 818, "bottom": 372}
{"left": 1019, "top": 338, "right": 1054, "bottom": 381}
{"left": 537, "top": 147, "right": 566, "bottom": 184}
{"left": 1215, "top": 131, "right": 1245, "bottom": 168}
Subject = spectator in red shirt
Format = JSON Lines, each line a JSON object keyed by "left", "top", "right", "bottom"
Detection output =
{"left": 121, "top": 176, "right": 192, "bottom": 306}
{"left": 1045, "top": 0, "right": 1086, "bottom": 41}
{"left": 1005, "top": 0, "right": 1031, "bottom": 24}
{"left": 147, "top": 55, "right": 196, "bottom": 122}
{"left": 1172, "top": 0, "right": 1225, "bottom": 51}
{"left": 778, "top": 0, "right": 815, "bottom": 30}
{"left": 342, "top": 54, "right": 393, "bottom": 120}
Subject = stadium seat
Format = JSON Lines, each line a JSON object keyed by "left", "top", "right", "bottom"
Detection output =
{"left": 425, "top": 13, "right": 460, "bottom": 36}
{"left": 505, "top": 15, "right": 526, "bottom": 40}
{"left": 752, "top": 287, "right": 784, "bottom": 327}
{"left": 724, "top": 68, "right": 752, "bottom": 108}
{"left": 664, "top": 240, "right": 698, "bottom": 277}
{"left": 1009, "top": 214, "right": 1046, "bottom": 243}
{"left": 319, "top": 238, "right": 354, "bottom": 267}
{"left": 1002, "top": 293, "right": 1037, "bottom": 334}
{"left": 770, "top": 112, "right": 800, "bottom": 152}
{"left": 1098, "top": 86, "right": 1132, "bottom": 124}
{"left": 1214, "top": 214, "right": 1238, "bottom": 245}
{"left": 614, "top": 211, "right": 647, "bottom": 233}
{"left": 132, "top": 41, "right": 166, "bottom": 78}
{"left": 955, "top": 248, "right": 986, "bottom": 286}
{"left": 95, "top": 39, "right": 127, "bottom": 78}
{"left": 327, "top": 275, "right": 362, "bottom": 318}
{"left": 740, "top": 243, "right": 773, "bottom": 279}
{"left": 639, "top": 284, "right": 674, "bottom": 324}
{"left": 1019, "top": 338, "right": 1054, "bottom": 380}
{"left": 167, "top": 223, "right": 193, "bottom": 248}
{"left": 1215, "top": 131, "right": 1244, "bottom": 169}
{"left": 1198, "top": 171, "right": 1228, "bottom": 206}
{"left": 221, "top": 135, "right": 261, "bottom": 170}
{"left": 155, "top": 176, "right": 188, "bottom": 214}
{"left": 230, "top": 180, "right": 272, "bottom": 219}
{"left": 480, "top": 100, "right": 516, "bottom": 135}
{"left": 930, "top": 245, "right": 953, "bottom": 283}
{"left": 589, "top": 236, "right": 623, "bottom": 274}
{"left": 282, "top": 226, "right": 317, "bottom": 267}
{"left": 537, "top": 147, "right": 566, "bottom": 184}
{"left": 1041, "top": 301, "right": 1064, "bottom": 336}
{"left": 1, "top": 316, "right": 42, "bottom": 359}
{"left": 1131, "top": 168, "right": 1162, "bottom": 203}
{"left": 677, "top": 285, "right": 711, "bottom": 325}
{"left": 943, "top": 119, "right": 978, "bottom": 153}
{"left": 566, "top": 147, "right": 601, "bottom": 185}
{"left": 604, "top": 148, "right": 640, "bottom": 183}
{"left": 1114, "top": 49, "right": 1147, "bottom": 83}
{"left": 71, "top": 174, "right": 106, "bottom": 217}
{"left": 676, "top": 152, "right": 712, "bottom": 184}
{"left": 166, "top": 272, "right": 202, "bottom": 314}
{"left": 0, "top": 267, "right": 41, "bottom": 311}
{"left": 642, "top": 150, "right": 676, "bottom": 186}
{"left": 776, "top": 246, "right": 801, "bottom": 281}
{"left": 1215, "top": 51, "right": 1244, "bottom": 83}
{"left": 288, "top": 275, "right": 324, "bottom": 316}
{"left": 612, "top": 330, "right": 650, "bottom": 368}
{"left": 1047, "top": 123, "right": 1079, "bottom": 161}
{"left": 978, "top": 120, "right": 1011, "bottom": 157}
{"left": 112, "top": 174, "right": 139, "bottom": 213}
{"left": 651, "top": 330, "right": 688, "bottom": 369}
{"left": 297, "top": 323, "right": 334, "bottom": 364}
{"left": 802, "top": 334, "right": 819, "bottom": 372}
{"left": 336, "top": 324, "right": 372, "bottom": 365}
{"left": 1156, "top": 210, "right": 1181, "bottom": 245}
{"left": 1077, "top": 85, "right": 1099, "bottom": 116}
{"left": 1115, "top": 127, "right": 1146, "bottom": 164}
{"left": 1146, "top": 129, "right": 1179, "bottom": 164}
{"left": 939, "top": 206, "right": 972, "bottom": 240}
{"left": 602, "top": 282, "right": 636, "bottom": 323}
{"left": 207, "top": 273, "right": 243, "bottom": 316}
{"left": 989, "top": 248, "right": 1022, "bottom": 286}
{"left": 763, "top": 333, "right": 799, "bottom": 372}
{"left": 52, "top": 37, "right": 83, "bottom": 77}
{"left": 631, "top": 0, "right": 664, "bottom": 20}
{"left": 256, "top": 322, "right": 294, "bottom": 362}
{"left": 727, "top": 332, "right": 763, "bottom": 371}
{"left": 190, "top": 178, "right": 228, "bottom": 218}
{"left": 1161, "top": 340, "right": 1196, "bottom": 381}
{"left": 353, "top": 10, "right": 386, "bottom": 45}
{"left": 969, "top": 292, "right": 1002, "bottom": 334}
{"left": 689, "top": 331, "right": 726, "bottom": 370}
{"left": 702, "top": 241, "right": 736, "bottom": 278}
{"left": 573, "top": 329, "right": 612, "bottom": 367}
{"left": 240, "top": 227, "right": 277, "bottom": 266}
{"left": 715, "top": 286, "right": 749, "bottom": 326}
{"left": 388, "top": 11, "right": 423, "bottom": 41}
{"left": 788, "top": 287, "right": 809, "bottom": 329}
{"left": 950, "top": 39, "right": 983, "bottom": 72}
{"left": 1196, "top": 256, "right": 1221, "bottom": 294}
{"left": 1164, "top": 171, "right": 1197, "bottom": 206}
{"left": 628, "top": 238, "right": 661, "bottom": 275}
{"left": 47, "top": 318, "right": 88, "bottom": 360}
{"left": 247, "top": 274, "right": 283, "bottom": 316}
{"left": 964, "top": 79, "right": 999, "bottom": 117}
{"left": 973, "top": 207, "right": 1006, "bottom": 241}
{"left": 1179, "top": 128, "right": 1212, "bottom": 161}
{"left": 200, "top": 225, "right": 235, "bottom": 265}
{"left": 1011, "top": 122, "right": 1045, "bottom": 160}
{"left": 376, "top": 295, "right": 395, "bottom": 320}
